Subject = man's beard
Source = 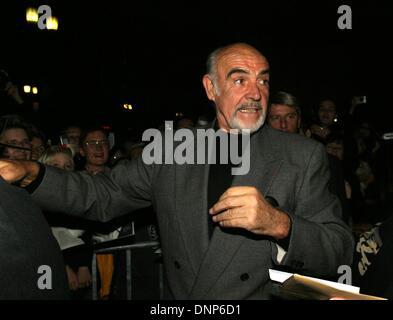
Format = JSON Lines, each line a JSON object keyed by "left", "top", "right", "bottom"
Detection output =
{"left": 229, "top": 101, "right": 266, "bottom": 133}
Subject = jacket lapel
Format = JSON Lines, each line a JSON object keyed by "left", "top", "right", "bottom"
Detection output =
{"left": 174, "top": 132, "right": 211, "bottom": 275}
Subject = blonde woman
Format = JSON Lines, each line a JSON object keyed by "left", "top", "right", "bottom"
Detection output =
{"left": 39, "top": 146, "right": 92, "bottom": 297}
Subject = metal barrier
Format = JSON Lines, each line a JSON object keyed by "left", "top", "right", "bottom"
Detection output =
{"left": 92, "top": 240, "right": 163, "bottom": 300}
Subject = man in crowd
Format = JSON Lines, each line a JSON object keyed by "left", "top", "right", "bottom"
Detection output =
{"left": 0, "top": 43, "right": 353, "bottom": 299}
{"left": 267, "top": 91, "right": 351, "bottom": 225}
{"left": 0, "top": 115, "right": 31, "bottom": 160}
{"left": 267, "top": 91, "right": 302, "bottom": 134}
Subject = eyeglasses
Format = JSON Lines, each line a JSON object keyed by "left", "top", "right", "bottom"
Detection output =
{"left": 84, "top": 140, "right": 109, "bottom": 148}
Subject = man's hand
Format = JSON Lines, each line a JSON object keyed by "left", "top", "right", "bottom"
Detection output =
{"left": 209, "top": 186, "right": 291, "bottom": 240}
{"left": 77, "top": 266, "right": 92, "bottom": 289}
{"left": 65, "top": 265, "right": 79, "bottom": 291}
{"left": 0, "top": 159, "right": 40, "bottom": 186}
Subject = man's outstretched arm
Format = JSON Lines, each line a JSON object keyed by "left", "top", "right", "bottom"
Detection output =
{"left": 0, "top": 158, "right": 153, "bottom": 222}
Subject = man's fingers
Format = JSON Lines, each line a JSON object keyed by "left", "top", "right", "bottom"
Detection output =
{"left": 211, "top": 207, "right": 246, "bottom": 222}
{"left": 71, "top": 282, "right": 79, "bottom": 291}
{"left": 0, "top": 160, "right": 12, "bottom": 170}
{"left": 214, "top": 215, "right": 248, "bottom": 229}
{"left": 212, "top": 208, "right": 262, "bottom": 232}
{"left": 209, "top": 195, "right": 247, "bottom": 215}
{"left": 0, "top": 168, "right": 15, "bottom": 182}
{"left": 0, "top": 160, "right": 21, "bottom": 182}
{"left": 218, "top": 186, "right": 257, "bottom": 201}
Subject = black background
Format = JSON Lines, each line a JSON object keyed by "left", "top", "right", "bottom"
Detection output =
{"left": 1, "top": 1, "right": 392, "bottom": 138}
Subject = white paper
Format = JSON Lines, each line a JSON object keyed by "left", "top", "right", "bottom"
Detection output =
{"left": 269, "top": 269, "right": 360, "bottom": 294}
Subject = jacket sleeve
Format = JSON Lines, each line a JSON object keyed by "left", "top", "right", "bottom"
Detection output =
{"left": 274, "top": 142, "right": 354, "bottom": 278}
{"left": 31, "top": 157, "right": 153, "bottom": 223}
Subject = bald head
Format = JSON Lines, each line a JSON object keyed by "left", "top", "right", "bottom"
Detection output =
{"left": 206, "top": 43, "right": 268, "bottom": 87}
{"left": 203, "top": 43, "right": 270, "bottom": 132}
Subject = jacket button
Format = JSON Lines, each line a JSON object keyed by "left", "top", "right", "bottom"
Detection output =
{"left": 174, "top": 261, "right": 181, "bottom": 269}
{"left": 240, "top": 273, "right": 249, "bottom": 281}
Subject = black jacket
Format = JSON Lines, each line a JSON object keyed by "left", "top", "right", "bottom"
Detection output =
{"left": 0, "top": 177, "right": 69, "bottom": 299}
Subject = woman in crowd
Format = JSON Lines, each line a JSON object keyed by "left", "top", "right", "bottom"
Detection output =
{"left": 39, "top": 146, "right": 93, "bottom": 298}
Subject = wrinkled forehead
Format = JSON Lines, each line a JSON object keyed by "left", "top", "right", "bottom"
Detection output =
{"left": 215, "top": 46, "right": 269, "bottom": 75}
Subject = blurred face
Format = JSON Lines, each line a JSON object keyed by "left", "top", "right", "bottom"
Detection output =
{"left": 326, "top": 141, "right": 344, "bottom": 160}
{"left": 47, "top": 153, "right": 74, "bottom": 171}
{"left": 203, "top": 44, "right": 270, "bottom": 133}
{"left": 268, "top": 104, "right": 300, "bottom": 134}
{"left": 66, "top": 127, "right": 81, "bottom": 145}
{"left": 310, "top": 124, "right": 331, "bottom": 139}
{"left": 31, "top": 137, "right": 46, "bottom": 161}
{"left": 80, "top": 130, "right": 109, "bottom": 167}
{"left": 318, "top": 100, "right": 337, "bottom": 126}
{"left": 0, "top": 128, "right": 31, "bottom": 160}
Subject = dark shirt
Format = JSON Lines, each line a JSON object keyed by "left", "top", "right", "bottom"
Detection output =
{"left": 207, "top": 128, "right": 291, "bottom": 249}
{"left": 207, "top": 149, "right": 233, "bottom": 238}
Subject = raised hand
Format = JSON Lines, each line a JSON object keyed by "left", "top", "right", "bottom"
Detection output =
{"left": 209, "top": 186, "right": 291, "bottom": 240}
{"left": 0, "top": 159, "right": 39, "bottom": 186}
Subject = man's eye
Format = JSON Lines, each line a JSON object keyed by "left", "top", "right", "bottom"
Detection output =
{"left": 259, "top": 79, "right": 269, "bottom": 86}
{"left": 234, "top": 78, "right": 244, "bottom": 85}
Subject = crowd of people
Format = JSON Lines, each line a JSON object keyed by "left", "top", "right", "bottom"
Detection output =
{"left": 0, "top": 113, "right": 161, "bottom": 299}
{"left": 266, "top": 91, "right": 393, "bottom": 298}
{"left": 0, "top": 42, "right": 392, "bottom": 299}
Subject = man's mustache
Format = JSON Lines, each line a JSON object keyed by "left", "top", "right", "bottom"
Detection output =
{"left": 236, "top": 102, "right": 263, "bottom": 112}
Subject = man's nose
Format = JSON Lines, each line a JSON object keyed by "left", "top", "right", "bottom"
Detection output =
{"left": 94, "top": 144, "right": 104, "bottom": 150}
{"left": 280, "top": 118, "right": 287, "bottom": 129}
{"left": 246, "top": 81, "right": 261, "bottom": 101}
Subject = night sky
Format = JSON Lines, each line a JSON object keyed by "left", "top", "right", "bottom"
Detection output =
{"left": 1, "top": 1, "right": 392, "bottom": 139}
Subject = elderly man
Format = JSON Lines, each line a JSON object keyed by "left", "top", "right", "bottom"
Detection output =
{"left": 0, "top": 43, "right": 353, "bottom": 299}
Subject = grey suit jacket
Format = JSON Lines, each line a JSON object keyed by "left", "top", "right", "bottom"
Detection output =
{"left": 32, "top": 124, "right": 354, "bottom": 299}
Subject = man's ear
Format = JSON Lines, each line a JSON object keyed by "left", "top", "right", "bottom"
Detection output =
{"left": 202, "top": 74, "right": 217, "bottom": 102}
{"left": 79, "top": 147, "right": 85, "bottom": 157}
